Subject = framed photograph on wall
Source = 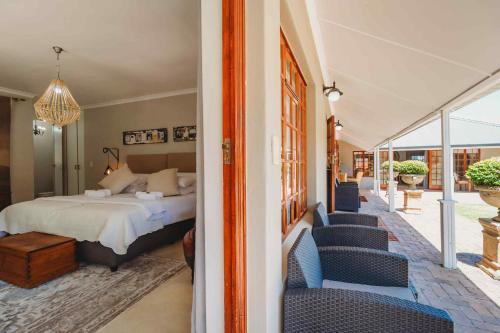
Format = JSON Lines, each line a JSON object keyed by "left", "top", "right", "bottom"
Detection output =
{"left": 123, "top": 128, "right": 168, "bottom": 145}
{"left": 173, "top": 126, "right": 196, "bottom": 142}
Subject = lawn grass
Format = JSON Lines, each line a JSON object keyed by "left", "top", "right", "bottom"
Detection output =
{"left": 455, "top": 203, "right": 497, "bottom": 222}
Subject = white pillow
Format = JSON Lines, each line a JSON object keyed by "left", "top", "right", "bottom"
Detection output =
{"left": 122, "top": 174, "right": 150, "bottom": 193}
{"left": 98, "top": 164, "right": 138, "bottom": 195}
{"left": 178, "top": 172, "right": 196, "bottom": 188}
{"left": 147, "top": 168, "right": 180, "bottom": 196}
{"left": 179, "top": 185, "right": 196, "bottom": 195}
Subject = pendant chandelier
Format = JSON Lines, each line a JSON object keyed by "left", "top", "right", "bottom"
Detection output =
{"left": 34, "top": 46, "right": 81, "bottom": 127}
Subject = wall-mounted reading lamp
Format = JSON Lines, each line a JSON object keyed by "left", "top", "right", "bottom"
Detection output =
{"left": 335, "top": 120, "right": 343, "bottom": 131}
{"left": 103, "top": 147, "right": 119, "bottom": 175}
{"left": 323, "top": 81, "right": 343, "bottom": 103}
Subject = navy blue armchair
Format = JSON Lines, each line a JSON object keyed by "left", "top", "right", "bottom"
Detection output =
{"left": 312, "top": 202, "right": 388, "bottom": 251}
{"left": 284, "top": 229, "right": 454, "bottom": 333}
{"left": 335, "top": 179, "right": 361, "bottom": 212}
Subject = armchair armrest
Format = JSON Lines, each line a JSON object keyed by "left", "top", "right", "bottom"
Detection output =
{"left": 327, "top": 212, "right": 379, "bottom": 227}
{"left": 319, "top": 246, "right": 408, "bottom": 287}
{"left": 284, "top": 288, "right": 453, "bottom": 333}
{"left": 312, "top": 225, "right": 388, "bottom": 251}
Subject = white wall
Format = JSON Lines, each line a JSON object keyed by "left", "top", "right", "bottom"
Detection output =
{"left": 246, "top": 0, "right": 282, "bottom": 332}
{"left": 280, "top": 0, "right": 329, "bottom": 276}
{"left": 200, "top": 0, "right": 224, "bottom": 331}
{"left": 199, "top": 0, "right": 334, "bottom": 331}
{"left": 84, "top": 94, "right": 196, "bottom": 189}
{"left": 338, "top": 140, "right": 364, "bottom": 176}
{"left": 10, "top": 99, "right": 35, "bottom": 203}
{"left": 281, "top": 0, "right": 328, "bottom": 209}
{"left": 481, "top": 147, "right": 500, "bottom": 160}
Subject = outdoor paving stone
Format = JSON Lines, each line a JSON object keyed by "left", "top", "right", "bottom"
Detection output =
{"left": 360, "top": 190, "right": 500, "bottom": 333}
{"left": 459, "top": 306, "right": 486, "bottom": 321}
{"left": 471, "top": 319, "right": 500, "bottom": 332}
{"left": 446, "top": 309, "right": 474, "bottom": 325}
{"left": 440, "top": 283, "right": 461, "bottom": 296}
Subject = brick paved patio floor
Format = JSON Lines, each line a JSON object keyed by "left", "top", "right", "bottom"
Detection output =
{"left": 360, "top": 190, "right": 500, "bottom": 333}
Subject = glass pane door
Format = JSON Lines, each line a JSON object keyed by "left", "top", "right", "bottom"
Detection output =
{"left": 429, "top": 150, "right": 442, "bottom": 189}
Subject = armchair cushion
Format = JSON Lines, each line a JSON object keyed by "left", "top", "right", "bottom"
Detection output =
{"left": 287, "top": 229, "right": 323, "bottom": 289}
{"left": 322, "top": 279, "right": 415, "bottom": 301}
{"left": 312, "top": 202, "right": 329, "bottom": 227}
{"left": 319, "top": 246, "right": 409, "bottom": 287}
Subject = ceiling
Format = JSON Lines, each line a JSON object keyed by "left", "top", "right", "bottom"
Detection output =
{"left": 0, "top": 0, "right": 198, "bottom": 105}
{"left": 309, "top": 0, "right": 500, "bottom": 149}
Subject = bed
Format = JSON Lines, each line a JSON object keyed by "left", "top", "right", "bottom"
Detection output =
{"left": 0, "top": 153, "right": 196, "bottom": 271}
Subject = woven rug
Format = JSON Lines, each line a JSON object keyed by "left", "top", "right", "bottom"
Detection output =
{"left": 378, "top": 220, "right": 399, "bottom": 242}
{"left": 0, "top": 255, "right": 186, "bottom": 333}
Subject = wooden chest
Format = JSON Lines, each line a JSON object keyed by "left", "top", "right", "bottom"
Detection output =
{"left": 0, "top": 232, "right": 78, "bottom": 288}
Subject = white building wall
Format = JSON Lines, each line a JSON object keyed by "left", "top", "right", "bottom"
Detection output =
{"left": 200, "top": 0, "right": 224, "bottom": 331}
{"left": 200, "top": 0, "right": 331, "bottom": 331}
{"left": 280, "top": 0, "right": 330, "bottom": 282}
{"left": 246, "top": 0, "right": 283, "bottom": 332}
{"left": 481, "top": 147, "right": 500, "bottom": 160}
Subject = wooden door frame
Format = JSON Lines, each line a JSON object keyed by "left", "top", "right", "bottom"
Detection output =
{"left": 428, "top": 150, "right": 442, "bottom": 190}
{"left": 222, "top": 0, "right": 247, "bottom": 332}
{"left": 327, "top": 116, "right": 336, "bottom": 213}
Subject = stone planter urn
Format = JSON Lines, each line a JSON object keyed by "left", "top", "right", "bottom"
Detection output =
{"left": 476, "top": 186, "right": 500, "bottom": 279}
{"left": 400, "top": 174, "right": 425, "bottom": 190}
{"left": 477, "top": 186, "right": 500, "bottom": 222}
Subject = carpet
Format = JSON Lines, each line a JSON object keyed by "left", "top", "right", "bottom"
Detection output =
{"left": 0, "top": 255, "right": 186, "bottom": 333}
{"left": 378, "top": 220, "right": 399, "bottom": 242}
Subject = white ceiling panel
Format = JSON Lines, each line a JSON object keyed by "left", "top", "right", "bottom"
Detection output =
{"left": 310, "top": 0, "right": 500, "bottom": 149}
{"left": 321, "top": 21, "right": 485, "bottom": 107}
{"left": 0, "top": 0, "right": 198, "bottom": 105}
{"left": 316, "top": 0, "right": 500, "bottom": 74}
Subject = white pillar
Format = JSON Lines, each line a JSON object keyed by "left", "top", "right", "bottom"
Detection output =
{"left": 388, "top": 140, "right": 396, "bottom": 212}
{"left": 439, "top": 109, "right": 457, "bottom": 269}
{"left": 374, "top": 146, "right": 381, "bottom": 196}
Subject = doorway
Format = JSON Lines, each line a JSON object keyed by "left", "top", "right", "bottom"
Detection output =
{"left": 33, "top": 120, "right": 63, "bottom": 197}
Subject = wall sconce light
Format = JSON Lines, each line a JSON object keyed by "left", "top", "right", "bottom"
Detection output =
{"left": 103, "top": 147, "right": 119, "bottom": 175}
{"left": 33, "top": 124, "right": 46, "bottom": 136}
{"left": 323, "top": 81, "right": 343, "bottom": 102}
{"left": 335, "top": 120, "right": 343, "bottom": 131}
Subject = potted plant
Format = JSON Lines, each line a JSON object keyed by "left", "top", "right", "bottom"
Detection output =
{"left": 399, "top": 160, "right": 429, "bottom": 190}
{"left": 381, "top": 160, "right": 401, "bottom": 179}
{"left": 466, "top": 157, "right": 500, "bottom": 222}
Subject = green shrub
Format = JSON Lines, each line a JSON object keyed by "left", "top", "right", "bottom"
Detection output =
{"left": 466, "top": 157, "right": 500, "bottom": 188}
{"left": 399, "top": 160, "right": 429, "bottom": 175}
{"left": 381, "top": 160, "right": 401, "bottom": 172}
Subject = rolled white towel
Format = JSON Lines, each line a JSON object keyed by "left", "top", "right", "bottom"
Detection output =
{"left": 98, "top": 189, "right": 112, "bottom": 197}
{"left": 135, "top": 192, "right": 159, "bottom": 200}
{"left": 150, "top": 191, "right": 164, "bottom": 199}
{"left": 85, "top": 190, "right": 107, "bottom": 198}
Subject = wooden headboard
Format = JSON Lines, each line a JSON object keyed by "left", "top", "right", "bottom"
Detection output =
{"left": 127, "top": 153, "right": 196, "bottom": 173}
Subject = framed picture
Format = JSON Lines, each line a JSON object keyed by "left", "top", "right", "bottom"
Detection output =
{"left": 123, "top": 128, "right": 168, "bottom": 145}
{"left": 173, "top": 126, "right": 196, "bottom": 142}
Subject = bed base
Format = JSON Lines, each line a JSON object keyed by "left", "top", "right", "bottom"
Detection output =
{"left": 76, "top": 218, "right": 195, "bottom": 271}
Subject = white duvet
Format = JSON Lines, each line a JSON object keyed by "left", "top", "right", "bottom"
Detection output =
{"left": 0, "top": 193, "right": 196, "bottom": 255}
